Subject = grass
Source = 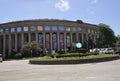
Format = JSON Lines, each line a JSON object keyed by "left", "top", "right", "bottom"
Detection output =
{"left": 32, "top": 54, "right": 117, "bottom": 61}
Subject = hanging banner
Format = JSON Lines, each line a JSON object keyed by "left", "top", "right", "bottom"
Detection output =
{"left": 66, "top": 34, "right": 70, "bottom": 47}
{"left": 38, "top": 33, "right": 43, "bottom": 48}
{"left": 60, "top": 34, "right": 64, "bottom": 50}
{"left": 52, "top": 33, "right": 57, "bottom": 50}
{"left": 45, "top": 34, "right": 50, "bottom": 49}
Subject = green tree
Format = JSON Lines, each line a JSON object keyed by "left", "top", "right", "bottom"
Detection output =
{"left": 21, "top": 41, "right": 42, "bottom": 57}
{"left": 98, "top": 23, "right": 116, "bottom": 48}
{"left": 116, "top": 35, "right": 120, "bottom": 46}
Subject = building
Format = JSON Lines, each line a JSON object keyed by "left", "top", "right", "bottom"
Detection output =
{"left": 0, "top": 19, "right": 99, "bottom": 58}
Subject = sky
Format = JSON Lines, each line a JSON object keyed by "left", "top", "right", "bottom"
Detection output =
{"left": 0, "top": 0, "right": 120, "bottom": 36}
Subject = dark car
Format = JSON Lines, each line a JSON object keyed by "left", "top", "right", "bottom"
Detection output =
{"left": 114, "top": 50, "right": 120, "bottom": 54}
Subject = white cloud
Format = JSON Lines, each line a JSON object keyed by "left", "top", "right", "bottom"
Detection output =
{"left": 55, "top": 0, "right": 70, "bottom": 12}
{"left": 91, "top": 0, "right": 98, "bottom": 4}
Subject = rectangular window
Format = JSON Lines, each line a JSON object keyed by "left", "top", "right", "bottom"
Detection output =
{"left": 0, "top": 28, "right": 3, "bottom": 33}
{"left": 5, "top": 28, "right": 9, "bottom": 33}
{"left": 24, "top": 27, "right": 28, "bottom": 31}
{"left": 11, "top": 27, "right": 15, "bottom": 32}
{"left": 59, "top": 26, "right": 64, "bottom": 31}
{"left": 38, "top": 26, "right": 43, "bottom": 31}
{"left": 52, "top": 26, "right": 57, "bottom": 31}
{"left": 73, "top": 28, "right": 76, "bottom": 31}
{"left": 45, "top": 26, "right": 50, "bottom": 31}
{"left": 79, "top": 27, "right": 82, "bottom": 31}
{"left": 30, "top": 26, "right": 36, "bottom": 31}
{"left": 17, "top": 27, "right": 22, "bottom": 32}
{"left": 66, "top": 27, "right": 70, "bottom": 31}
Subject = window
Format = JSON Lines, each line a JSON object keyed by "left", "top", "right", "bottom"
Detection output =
{"left": 88, "top": 29, "right": 91, "bottom": 33}
{"left": 17, "top": 27, "right": 22, "bottom": 32}
{"left": 66, "top": 27, "right": 70, "bottom": 31}
{"left": 11, "top": 27, "right": 15, "bottom": 32}
{"left": 37, "top": 26, "right": 43, "bottom": 31}
{"left": 52, "top": 26, "right": 57, "bottom": 31}
{"left": 30, "top": 26, "right": 36, "bottom": 31}
{"left": 73, "top": 28, "right": 76, "bottom": 31}
{"left": 59, "top": 26, "right": 64, "bottom": 31}
{"left": 5, "top": 28, "right": 9, "bottom": 33}
{"left": 45, "top": 26, "right": 50, "bottom": 31}
{"left": 79, "top": 27, "right": 82, "bottom": 31}
{"left": 24, "top": 27, "right": 28, "bottom": 31}
{"left": 0, "top": 28, "right": 3, "bottom": 33}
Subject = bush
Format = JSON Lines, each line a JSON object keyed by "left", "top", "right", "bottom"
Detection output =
{"left": 14, "top": 53, "right": 22, "bottom": 59}
{"left": 78, "top": 49, "right": 89, "bottom": 53}
{"left": 47, "top": 52, "right": 99, "bottom": 58}
{"left": 56, "top": 51, "right": 65, "bottom": 54}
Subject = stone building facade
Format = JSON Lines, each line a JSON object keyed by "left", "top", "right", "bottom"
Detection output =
{"left": 0, "top": 19, "right": 99, "bottom": 58}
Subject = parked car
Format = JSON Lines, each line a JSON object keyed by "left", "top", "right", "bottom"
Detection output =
{"left": 114, "top": 50, "right": 120, "bottom": 54}
{"left": 89, "top": 48, "right": 99, "bottom": 53}
{"left": 102, "top": 48, "right": 114, "bottom": 54}
{"left": 0, "top": 54, "right": 3, "bottom": 62}
{"left": 99, "top": 48, "right": 106, "bottom": 54}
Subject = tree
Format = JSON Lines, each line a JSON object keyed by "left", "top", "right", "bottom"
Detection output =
{"left": 97, "top": 23, "right": 116, "bottom": 48}
{"left": 76, "top": 20, "right": 83, "bottom": 23}
{"left": 116, "top": 35, "right": 120, "bottom": 46}
{"left": 21, "top": 41, "right": 42, "bottom": 57}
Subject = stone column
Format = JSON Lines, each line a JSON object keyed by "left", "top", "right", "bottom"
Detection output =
{"left": 28, "top": 32, "right": 31, "bottom": 42}
{"left": 3, "top": 35, "right": 5, "bottom": 58}
{"left": 43, "top": 32, "right": 45, "bottom": 54}
{"left": 8, "top": 34, "right": 11, "bottom": 55}
{"left": 81, "top": 33, "right": 84, "bottom": 43}
{"left": 0, "top": 36, "right": 1, "bottom": 53}
{"left": 57, "top": 32, "right": 60, "bottom": 51}
{"left": 36, "top": 32, "right": 38, "bottom": 43}
{"left": 76, "top": 32, "right": 78, "bottom": 42}
{"left": 15, "top": 34, "right": 18, "bottom": 52}
{"left": 70, "top": 33, "right": 73, "bottom": 51}
{"left": 50, "top": 32, "right": 52, "bottom": 53}
{"left": 64, "top": 32, "right": 67, "bottom": 53}
{"left": 21, "top": 33, "right": 24, "bottom": 47}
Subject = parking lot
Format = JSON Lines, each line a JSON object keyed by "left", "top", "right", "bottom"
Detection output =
{"left": 0, "top": 59, "right": 120, "bottom": 81}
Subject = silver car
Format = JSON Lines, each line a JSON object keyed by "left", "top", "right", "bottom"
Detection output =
{"left": 102, "top": 48, "right": 114, "bottom": 54}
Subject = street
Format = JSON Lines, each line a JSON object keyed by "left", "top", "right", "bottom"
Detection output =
{"left": 0, "top": 59, "right": 120, "bottom": 81}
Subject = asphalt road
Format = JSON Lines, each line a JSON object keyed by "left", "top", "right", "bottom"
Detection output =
{"left": 0, "top": 59, "right": 120, "bottom": 81}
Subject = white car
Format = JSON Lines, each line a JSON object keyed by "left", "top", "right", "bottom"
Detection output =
{"left": 101, "top": 48, "right": 114, "bottom": 54}
{"left": 0, "top": 54, "right": 2, "bottom": 62}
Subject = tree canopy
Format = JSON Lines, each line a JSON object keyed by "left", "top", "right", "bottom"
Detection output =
{"left": 116, "top": 35, "right": 120, "bottom": 46}
{"left": 97, "top": 23, "right": 116, "bottom": 48}
{"left": 21, "top": 41, "right": 42, "bottom": 57}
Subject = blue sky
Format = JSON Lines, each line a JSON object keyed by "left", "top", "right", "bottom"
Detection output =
{"left": 0, "top": 0, "right": 120, "bottom": 36}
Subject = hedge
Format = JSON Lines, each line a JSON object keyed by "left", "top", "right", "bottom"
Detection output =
{"left": 29, "top": 55, "right": 120, "bottom": 65}
{"left": 47, "top": 52, "right": 98, "bottom": 58}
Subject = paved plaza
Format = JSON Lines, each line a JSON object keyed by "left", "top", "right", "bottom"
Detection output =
{"left": 0, "top": 59, "right": 120, "bottom": 81}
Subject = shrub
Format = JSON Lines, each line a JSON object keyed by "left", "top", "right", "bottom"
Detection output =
{"left": 47, "top": 52, "right": 99, "bottom": 58}
{"left": 56, "top": 51, "right": 65, "bottom": 54}
{"left": 78, "top": 49, "right": 89, "bottom": 53}
{"left": 14, "top": 53, "right": 22, "bottom": 59}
